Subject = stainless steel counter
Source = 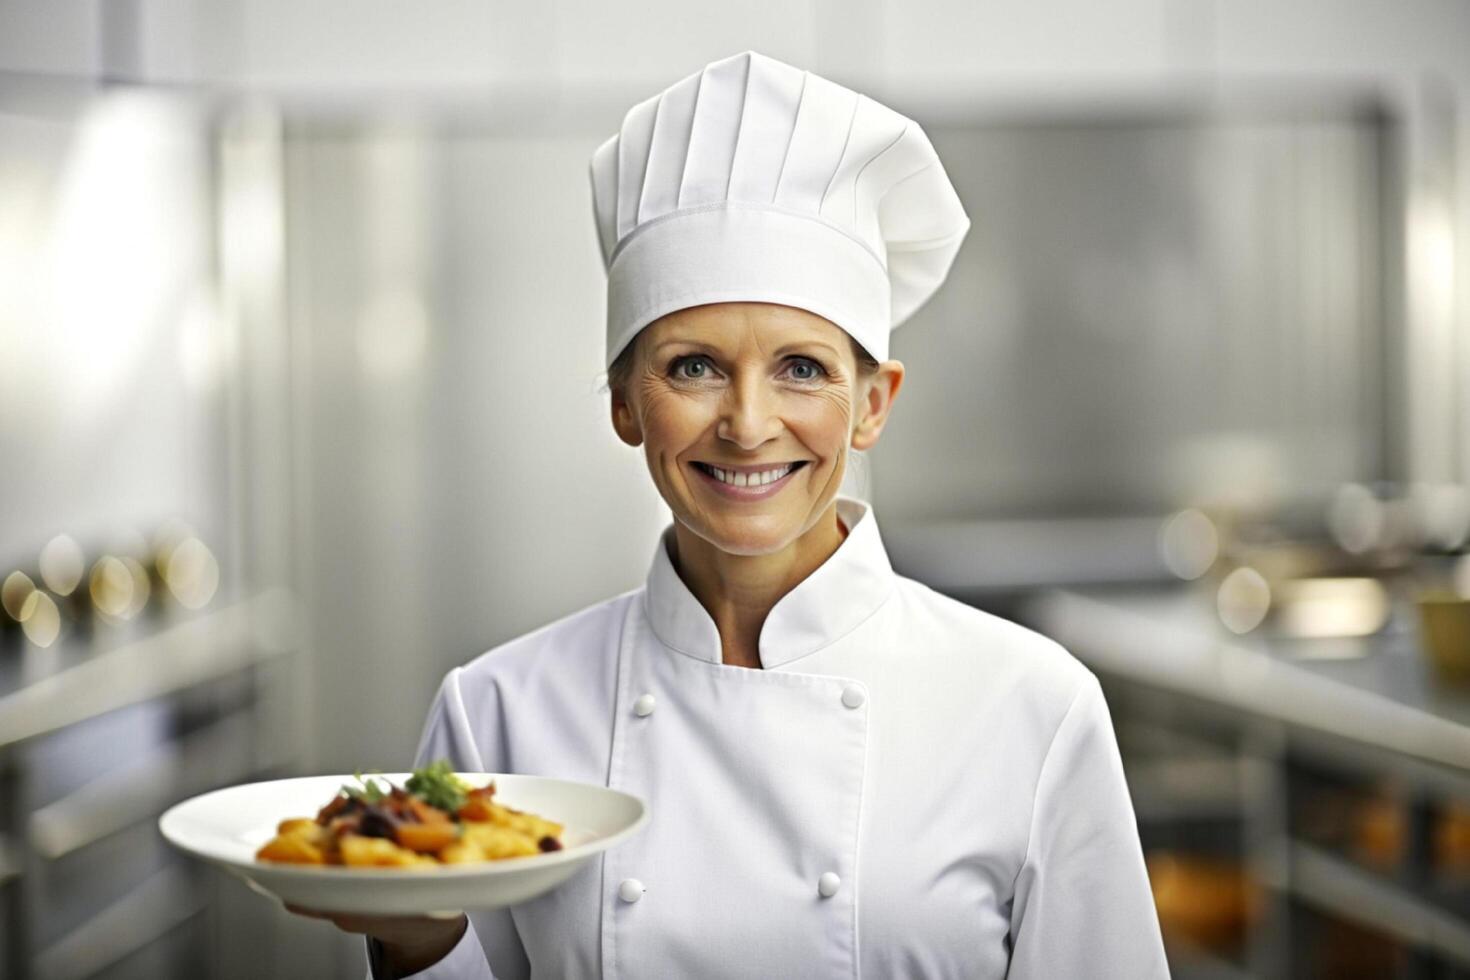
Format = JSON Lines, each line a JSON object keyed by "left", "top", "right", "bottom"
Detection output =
{"left": 1024, "top": 585, "right": 1470, "bottom": 779}
{"left": 0, "top": 590, "right": 300, "bottom": 980}
{"left": 1022, "top": 583, "right": 1470, "bottom": 976}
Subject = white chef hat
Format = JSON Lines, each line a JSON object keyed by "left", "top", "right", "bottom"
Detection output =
{"left": 589, "top": 49, "right": 970, "bottom": 369}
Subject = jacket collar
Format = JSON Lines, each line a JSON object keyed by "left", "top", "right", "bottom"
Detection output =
{"left": 643, "top": 495, "right": 896, "bottom": 670}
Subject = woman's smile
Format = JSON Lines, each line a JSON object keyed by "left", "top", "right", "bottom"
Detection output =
{"left": 689, "top": 460, "right": 811, "bottom": 499}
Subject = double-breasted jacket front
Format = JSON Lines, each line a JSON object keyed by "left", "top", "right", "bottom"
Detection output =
{"left": 366, "top": 495, "right": 1169, "bottom": 979}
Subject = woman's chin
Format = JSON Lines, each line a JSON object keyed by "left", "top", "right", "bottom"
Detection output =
{"left": 682, "top": 510, "right": 808, "bottom": 557}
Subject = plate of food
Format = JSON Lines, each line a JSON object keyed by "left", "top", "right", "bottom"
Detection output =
{"left": 159, "top": 761, "right": 648, "bottom": 916}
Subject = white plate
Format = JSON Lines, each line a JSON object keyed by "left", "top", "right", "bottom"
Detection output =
{"left": 159, "top": 773, "right": 648, "bottom": 916}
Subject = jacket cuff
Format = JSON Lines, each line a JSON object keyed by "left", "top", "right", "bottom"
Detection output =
{"left": 363, "top": 916, "right": 494, "bottom": 980}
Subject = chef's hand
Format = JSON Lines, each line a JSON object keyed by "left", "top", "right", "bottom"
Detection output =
{"left": 283, "top": 902, "right": 467, "bottom": 974}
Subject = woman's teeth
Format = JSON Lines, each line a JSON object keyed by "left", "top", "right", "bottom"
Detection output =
{"left": 697, "top": 462, "right": 799, "bottom": 487}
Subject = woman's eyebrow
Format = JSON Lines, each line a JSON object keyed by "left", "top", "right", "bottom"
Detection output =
{"left": 774, "top": 341, "right": 840, "bottom": 358}
{"left": 649, "top": 339, "right": 840, "bottom": 358}
{"left": 646, "top": 343, "right": 834, "bottom": 358}
{"left": 651, "top": 339, "right": 719, "bottom": 354}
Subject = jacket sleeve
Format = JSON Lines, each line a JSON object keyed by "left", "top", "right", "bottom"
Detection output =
{"left": 364, "top": 667, "right": 532, "bottom": 980}
{"left": 1006, "top": 673, "right": 1170, "bottom": 979}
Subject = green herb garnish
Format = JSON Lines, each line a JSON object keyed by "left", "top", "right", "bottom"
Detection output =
{"left": 404, "top": 759, "right": 469, "bottom": 814}
{"left": 342, "top": 769, "right": 389, "bottom": 804}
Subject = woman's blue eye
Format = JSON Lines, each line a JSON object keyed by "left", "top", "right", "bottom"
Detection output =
{"left": 787, "top": 358, "right": 825, "bottom": 381}
{"left": 672, "top": 356, "right": 711, "bottom": 379}
{"left": 670, "top": 355, "right": 824, "bottom": 381}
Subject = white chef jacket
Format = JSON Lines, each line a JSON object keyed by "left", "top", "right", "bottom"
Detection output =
{"left": 365, "top": 495, "right": 1169, "bottom": 979}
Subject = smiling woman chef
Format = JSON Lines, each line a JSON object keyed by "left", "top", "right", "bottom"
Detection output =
{"left": 288, "top": 49, "right": 1170, "bottom": 979}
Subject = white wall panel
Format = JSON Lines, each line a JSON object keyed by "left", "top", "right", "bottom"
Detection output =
{"left": 231, "top": 0, "right": 555, "bottom": 93}
{"left": 878, "top": 0, "right": 1174, "bottom": 81}
{"left": 0, "top": 0, "right": 99, "bottom": 77}
{"left": 550, "top": 0, "right": 822, "bottom": 93}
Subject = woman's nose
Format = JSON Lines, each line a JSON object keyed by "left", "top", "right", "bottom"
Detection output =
{"left": 716, "top": 376, "right": 781, "bottom": 449}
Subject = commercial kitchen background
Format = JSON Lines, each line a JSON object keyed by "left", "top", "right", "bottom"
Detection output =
{"left": 2, "top": 1, "right": 1470, "bottom": 977}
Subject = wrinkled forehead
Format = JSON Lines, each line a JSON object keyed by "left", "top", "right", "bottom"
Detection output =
{"left": 641, "top": 302, "right": 850, "bottom": 354}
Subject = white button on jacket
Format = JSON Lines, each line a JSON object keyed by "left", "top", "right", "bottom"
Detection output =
{"left": 365, "top": 496, "right": 1169, "bottom": 979}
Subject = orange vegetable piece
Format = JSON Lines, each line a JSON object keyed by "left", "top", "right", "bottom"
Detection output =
{"left": 395, "top": 821, "right": 460, "bottom": 853}
{"left": 256, "top": 831, "right": 327, "bottom": 865}
{"left": 458, "top": 785, "right": 497, "bottom": 822}
{"left": 408, "top": 797, "right": 452, "bottom": 825}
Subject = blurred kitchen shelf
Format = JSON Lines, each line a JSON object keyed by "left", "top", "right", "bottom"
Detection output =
{"left": 1290, "top": 842, "right": 1470, "bottom": 968}
{"left": 1163, "top": 936, "right": 1257, "bottom": 980}
{"left": 31, "top": 864, "right": 207, "bottom": 980}
{"left": 0, "top": 589, "right": 300, "bottom": 980}
{"left": 1021, "top": 583, "right": 1470, "bottom": 976}
{"left": 0, "top": 589, "right": 297, "bottom": 750}
{"left": 27, "top": 705, "right": 268, "bottom": 859}
{"left": 1024, "top": 586, "right": 1470, "bottom": 786}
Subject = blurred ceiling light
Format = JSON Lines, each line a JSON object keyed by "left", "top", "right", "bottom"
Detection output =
{"left": 357, "top": 285, "right": 430, "bottom": 381}
{"left": 45, "top": 93, "right": 199, "bottom": 415}
{"left": 120, "top": 556, "right": 151, "bottom": 619}
{"left": 39, "top": 534, "right": 85, "bottom": 596}
{"left": 1327, "top": 483, "right": 1384, "bottom": 554}
{"left": 2, "top": 570, "right": 36, "bottom": 621}
{"left": 1158, "top": 508, "right": 1219, "bottom": 580}
{"left": 0, "top": 173, "right": 46, "bottom": 345}
{"left": 220, "top": 101, "right": 284, "bottom": 295}
{"left": 162, "top": 536, "right": 218, "bottom": 609}
{"left": 1217, "top": 566, "right": 1271, "bottom": 634}
{"left": 19, "top": 591, "right": 60, "bottom": 647}
{"left": 1272, "top": 577, "right": 1391, "bottom": 639}
{"left": 90, "top": 555, "right": 135, "bottom": 620}
{"left": 1409, "top": 191, "right": 1455, "bottom": 332}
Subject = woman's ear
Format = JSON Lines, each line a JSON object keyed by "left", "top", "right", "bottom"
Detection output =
{"left": 850, "top": 360, "right": 904, "bottom": 452}
{"left": 611, "top": 385, "right": 644, "bottom": 448}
